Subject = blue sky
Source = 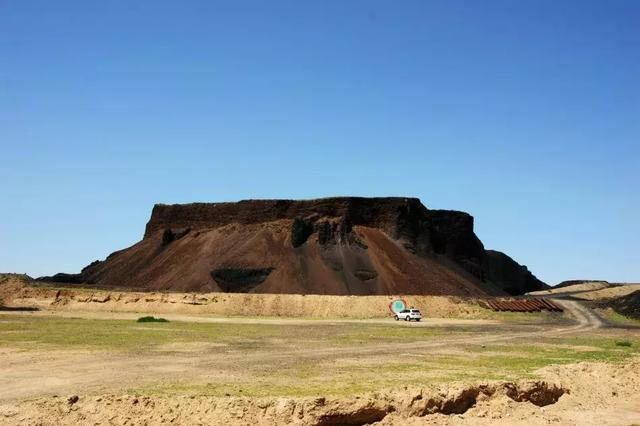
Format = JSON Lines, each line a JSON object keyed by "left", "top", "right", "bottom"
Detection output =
{"left": 1, "top": 1, "right": 638, "bottom": 284}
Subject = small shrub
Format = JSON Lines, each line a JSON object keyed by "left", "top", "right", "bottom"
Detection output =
{"left": 137, "top": 316, "right": 169, "bottom": 323}
{"left": 615, "top": 340, "right": 632, "bottom": 347}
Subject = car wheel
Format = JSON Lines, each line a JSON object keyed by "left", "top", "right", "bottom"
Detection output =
{"left": 394, "top": 315, "right": 399, "bottom": 321}
{"left": 405, "top": 316, "right": 409, "bottom": 321}
{"left": 416, "top": 318, "right": 421, "bottom": 322}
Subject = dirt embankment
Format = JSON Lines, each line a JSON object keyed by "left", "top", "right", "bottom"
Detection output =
{"left": 1, "top": 279, "right": 488, "bottom": 319}
{"left": 529, "top": 281, "right": 640, "bottom": 320}
{"left": 528, "top": 281, "right": 639, "bottom": 299}
{"left": 593, "top": 290, "right": 640, "bottom": 320}
{"left": 2, "top": 359, "right": 638, "bottom": 426}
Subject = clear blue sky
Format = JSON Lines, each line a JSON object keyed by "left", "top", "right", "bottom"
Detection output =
{"left": 1, "top": 1, "right": 638, "bottom": 285}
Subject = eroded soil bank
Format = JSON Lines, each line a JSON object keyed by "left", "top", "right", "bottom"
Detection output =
{"left": 1, "top": 278, "right": 490, "bottom": 319}
{"left": 1, "top": 360, "right": 638, "bottom": 426}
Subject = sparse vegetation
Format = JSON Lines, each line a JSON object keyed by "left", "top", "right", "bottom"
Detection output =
{"left": 137, "top": 316, "right": 169, "bottom": 323}
{"left": 604, "top": 310, "right": 640, "bottom": 326}
{"left": 483, "top": 309, "right": 569, "bottom": 324}
{"left": 2, "top": 313, "right": 639, "bottom": 399}
{"left": 616, "top": 340, "right": 632, "bottom": 347}
{"left": 0, "top": 273, "right": 32, "bottom": 284}
{"left": 0, "top": 314, "right": 454, "bottom": 350}
{"left": 132, "top": 336, "right": 640, "bottom": 398}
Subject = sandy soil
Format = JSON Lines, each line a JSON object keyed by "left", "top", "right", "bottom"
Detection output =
{"left": 1, "top": 358, "right": 638, "bottom": 425}
{"left": 0, "top": 311, "right": 543, "bottom": 403}
{"left": 1, "top": 278, "right": 639, "bottom": 425}
{"left": 0, "top": 300, "right": 630, "bottom": 414}
{"left": 1, "top": 279, "right": 491, "bottom": 319}
{"left": 530, "top": 282, "right": 640, "bottom": 301}
{"left": 529, "top": 281, "right": 611, "bottom": 295}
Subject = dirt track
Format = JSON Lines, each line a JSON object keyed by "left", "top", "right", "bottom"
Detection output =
{"left": 555, "top": 299, "right": 605, "bottom": 330}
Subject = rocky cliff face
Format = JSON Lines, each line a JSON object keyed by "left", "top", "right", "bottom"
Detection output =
{"left": 485, "top": 250, "right": 548, "bottom": 295}
{"left": 38, "top": 197, "right": 547, "bottom": 296}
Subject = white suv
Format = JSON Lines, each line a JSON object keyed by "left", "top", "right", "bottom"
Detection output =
{"left": 394, "top": 309, "right": 422, "bottom": 322}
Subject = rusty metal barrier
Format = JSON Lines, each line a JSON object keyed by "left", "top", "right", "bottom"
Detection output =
{"left": 479, "top": 298, "right": 563, "bottom": 313}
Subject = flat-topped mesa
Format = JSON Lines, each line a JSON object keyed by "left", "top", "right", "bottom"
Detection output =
{"left": 39, "top": 197, "right": 548, "bottom": 296}
{"left": 143, "top": 197, "right": 481, "bottom": 257}
{"left": 144, "top": 197, "right": 429, "bottom": 238}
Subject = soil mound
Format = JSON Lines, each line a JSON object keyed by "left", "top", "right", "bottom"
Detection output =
{"left": 0, "top": 379, "right": 568, "bottom": 426}
{"left": 554, "top": 280, "right": 610, "bottom": 289}
{"left": 1, "top": 281, "right": 492, "bottom": 319}
{"left": 37, "top": 197, "right": 547, "bottom": 296}
{"left": 594, "top": 289, "right": 640, "bottom": 320}
{"left": 529, "top": 281, "right": 640, "bottom": 302}
{"left": 8, "top": 357, "right": 640, "bottom": 426}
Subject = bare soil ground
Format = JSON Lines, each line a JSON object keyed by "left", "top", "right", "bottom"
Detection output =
{"left": 0, "top": 278, "right": 493, "bottom": 319}
{"left": 529, "top": 281, "right": 640, "bottom": 301}
{"left": 4, "top": 360, "right": 640, "bottom": 426}
{"left": 1, "top": 277, "right": 639, "bottom": 425}
{"left": 529, "top": 281, "right": 640, "bottom": 322}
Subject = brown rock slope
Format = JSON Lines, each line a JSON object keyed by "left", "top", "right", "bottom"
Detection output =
{"left": 38, "top": 197, "right": 547, "bottom": 296}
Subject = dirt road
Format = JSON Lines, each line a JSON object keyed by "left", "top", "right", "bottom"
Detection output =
{"left": 553, "top": 299, "right": 605, "bottom": 330}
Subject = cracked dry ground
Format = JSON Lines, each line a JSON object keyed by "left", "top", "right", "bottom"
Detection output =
{"left": 0, "top": 300, "right": 639, "bottom": 425}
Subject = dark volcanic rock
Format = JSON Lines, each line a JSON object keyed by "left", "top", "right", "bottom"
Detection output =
{"left": 353, "top": 270, "right": 378, "bottom": 281}
{"left": 162, "top": 229, "right": 175, "bottom": 245}
{"left": 35, "top": 272, "right": 86, "bottom": 284}
{"left": 593, "top": 289, "right": 640, "bottom": 319}
{"left": 41, "top": 197, "right": 548, "bottom": 295}
{"left": 485, "top": 250, "right": 547, "bottom": 295}
{"left": 144, "top": 197, "right": 426, "bottom": 238}
{"left": 210, "top": 268, "right": 275, "bottom": 293}
{"left": 291, "top": 217, "right": 314, "bottom": 248}
{"left": 315, "top": 214, "right": 360, "bottom": 246}
{"left": 162, "top": 228, "right": 191, "bottom": 246}
{"left": 81, "top": 260, "right": 102, "bottom": 273}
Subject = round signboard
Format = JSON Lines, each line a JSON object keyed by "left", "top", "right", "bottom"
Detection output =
{"left": 389, "top": 299, "right": 407, "bottom": 314}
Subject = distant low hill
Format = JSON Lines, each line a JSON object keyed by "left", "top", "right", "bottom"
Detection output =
{"left": 554, "top": 280, "right": 610, "bottom": 289}
{"left": 37, "top": 197, "right": 547, "bottom": 296}
{"left": 554, "top": 280, "right": 639, "bottom": 288}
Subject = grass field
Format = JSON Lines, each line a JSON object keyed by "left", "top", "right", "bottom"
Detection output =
{"left": 602, "top": 310, "right": 640, "bottom": 326}
{"left": 1, "top": 312, "right": 638, "bottom": 399}
{"left": 136, "top": 334, "right": 640, "bottom": 398}
{"left": 0, "top": 314, "right": 447, "bottom": 350}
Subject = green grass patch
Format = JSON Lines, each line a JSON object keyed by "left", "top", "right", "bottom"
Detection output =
{"left": 616, "top": 340, "right": 632, "bottom": 347}
{"left": 605, "top": 311, "right": 640, "bottom": 326}
{"left": 483, "top": 310, "right": 569, "bottom": 325}
{"left": 0, "top": 314, "right": 467, "bottom": 351}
